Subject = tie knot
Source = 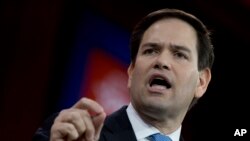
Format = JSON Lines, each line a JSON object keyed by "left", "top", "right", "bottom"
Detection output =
{"left": 148, "top": 133, "right": 172, "bottom": 141}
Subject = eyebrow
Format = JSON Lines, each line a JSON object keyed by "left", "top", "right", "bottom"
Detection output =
{"left": 141, "top": 42, "right": 161, "bottom": 49}
{"left": 169, "top": 44, "right": 191, "bottom": 53}
{"left": 142, "top": 42, "right": 192, "bottom": 54}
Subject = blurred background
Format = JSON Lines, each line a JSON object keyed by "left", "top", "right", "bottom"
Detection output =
{"left": 1, "top": 0, "right": 249, "bottom": 140}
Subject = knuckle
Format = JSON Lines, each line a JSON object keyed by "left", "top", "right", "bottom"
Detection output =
{"left": 59, "top": 110, "right": 83, "bottom": 122}
{"left": 80, "top": 97, "right": 87, "bottom": 104}
{"left": 69, "top": 112, "right": 81, "bottom": 120}
{"left": 81, "top": 110, "right": 90, "bottom": 117}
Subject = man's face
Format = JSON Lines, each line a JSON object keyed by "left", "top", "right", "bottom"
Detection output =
{"left": 128, "top": 18, "right": 210, "bottom": 119}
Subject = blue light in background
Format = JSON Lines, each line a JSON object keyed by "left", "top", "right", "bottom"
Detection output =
{"left": 58, "top": 10, "right": 130, "bottom": 109}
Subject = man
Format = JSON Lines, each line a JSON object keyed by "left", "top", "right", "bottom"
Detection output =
{"left": 33, "top": 8, "right": 214, "bottom": 141}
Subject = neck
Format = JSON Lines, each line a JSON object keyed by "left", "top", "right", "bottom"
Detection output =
{"left": 134, "top": 104, "right": 186, "bottom": 135}
{"left": 143, "top": 114, "right": 180, "bottom": 134}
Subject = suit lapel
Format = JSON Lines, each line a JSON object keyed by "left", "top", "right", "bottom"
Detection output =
{"left": 104, "top": 130, "right": 137, "bottom": 141}
{"left": 101, "top": 106, "right": 137, "bottom": 141}
{"left": 100, "top": 106, "right": 185, "bottom": 141}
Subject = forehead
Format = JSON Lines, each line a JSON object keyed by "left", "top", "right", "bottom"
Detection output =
{"left": 141, "top": 18, "right": 198, "bottom": 51}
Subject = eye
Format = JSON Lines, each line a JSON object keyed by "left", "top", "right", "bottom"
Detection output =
{"left": 143, "top": 48, "right": 155, "bottom": 55}
{"left": 174, "top": 51, "right": 188, "bottom": 59}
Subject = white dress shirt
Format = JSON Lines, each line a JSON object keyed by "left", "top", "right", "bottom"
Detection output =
{"left": 126, "top": 103, "right": 181, "bottom": 141}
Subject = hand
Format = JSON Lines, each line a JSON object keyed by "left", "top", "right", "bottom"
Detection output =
{"left": 50, "top": 97, "right": 106, "bottom": 141}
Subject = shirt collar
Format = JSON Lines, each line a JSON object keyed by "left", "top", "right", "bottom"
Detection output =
{"left": 126, "top": 103, "right": 181, "bottom": 141}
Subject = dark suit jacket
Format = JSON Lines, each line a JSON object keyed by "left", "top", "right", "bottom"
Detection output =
{"left": 33, "top": 106, "right": 184, "bottom": 141}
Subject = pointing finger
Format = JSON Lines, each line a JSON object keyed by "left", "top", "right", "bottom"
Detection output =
{"left": 73, "top": 98, "right": 105, "bottom": 116}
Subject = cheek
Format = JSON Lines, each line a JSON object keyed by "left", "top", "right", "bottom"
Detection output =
{"left": 131, "top": 69, "right": 140, "bottom": 84}
{"left": 177, "top": 65, "right": 198, "bottom": 81}
{"left": 130, "top": 65, "right": 146, "bottom": 87}
{"left": 128, "top": 67, "right": 139, "bottom": 88}
{"left": 175, "top": 73, "right": 199, "bottom": 106}
{"left": 177, "top": 70, "right": 199, "bottom": 93}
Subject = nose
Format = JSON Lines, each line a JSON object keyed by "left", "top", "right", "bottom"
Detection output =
{"left": 154, "top": 63, "right": 169, "bottom": 70}
{"left": 153, "top": 52, "right": 170, "bottom": 70}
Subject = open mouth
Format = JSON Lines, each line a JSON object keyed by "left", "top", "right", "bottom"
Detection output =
{"left": 149, "top": 76, "right": 172, "bottom": 89}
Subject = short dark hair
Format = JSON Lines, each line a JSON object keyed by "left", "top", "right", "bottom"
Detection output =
{"left": 130, "top": 8, "right": 214, "bottom": 71}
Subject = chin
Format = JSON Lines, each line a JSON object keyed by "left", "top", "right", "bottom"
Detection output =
{"left": 143, "top": 101, "right": 167, "bottom": 113}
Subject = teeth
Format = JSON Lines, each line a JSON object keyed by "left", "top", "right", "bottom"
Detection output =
{"left": 155, "top": 77, "right": 164, "bottom": 80}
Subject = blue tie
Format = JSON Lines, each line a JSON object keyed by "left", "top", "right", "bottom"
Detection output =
{"left": 148, "top": 133, "right": 172, "bottom": 141}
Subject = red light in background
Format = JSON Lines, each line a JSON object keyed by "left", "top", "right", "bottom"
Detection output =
{"left": 81, "top": 48, "right": 130, "bottom": 114}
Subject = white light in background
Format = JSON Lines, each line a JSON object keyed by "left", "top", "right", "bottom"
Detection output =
{"left": 93, "top": 70, "right": 130, "bottom": 114}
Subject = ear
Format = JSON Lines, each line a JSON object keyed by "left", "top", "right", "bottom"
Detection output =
{"left": 127, "top": 64, "right": 134, "bottom": 88}
{"left": 195, "top": 68, "right": 211, "bottom": 98}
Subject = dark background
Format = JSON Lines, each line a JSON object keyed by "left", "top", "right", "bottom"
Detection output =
{"left": 1, "top": 0, "right": 249, "bottom": 141}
